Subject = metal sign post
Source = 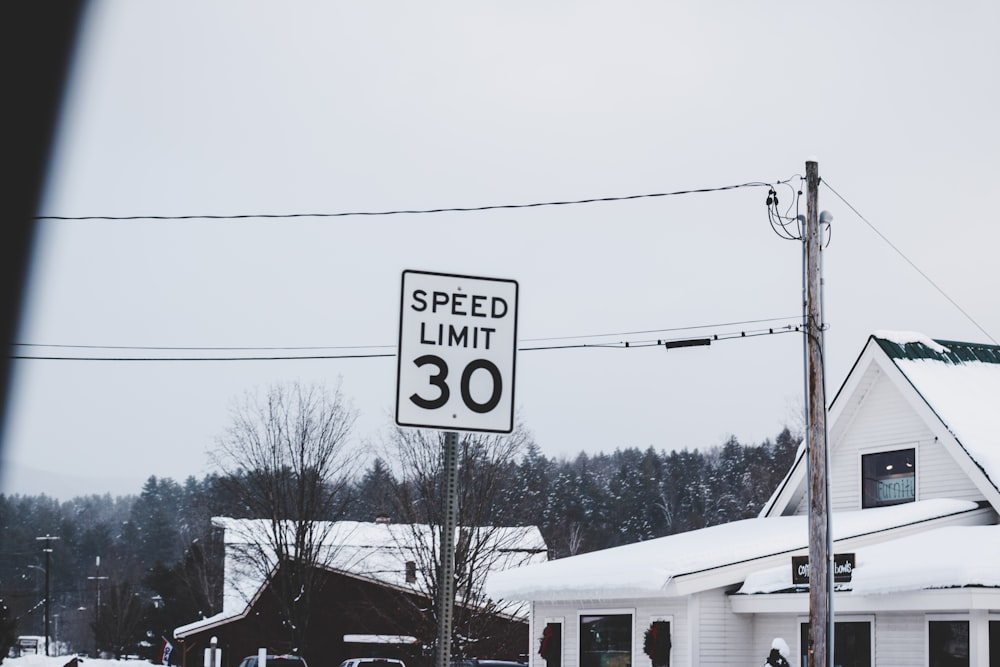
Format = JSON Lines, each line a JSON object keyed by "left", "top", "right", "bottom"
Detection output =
{"left": 435, "top": 431, "right": 460, "bottom": 667}
{"left": 396, "top": 269, "right": 519, "bottom": 667}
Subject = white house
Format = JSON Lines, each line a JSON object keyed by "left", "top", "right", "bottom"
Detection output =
{"left": 486, "top": 332, "right": 1000, "bottom": 666}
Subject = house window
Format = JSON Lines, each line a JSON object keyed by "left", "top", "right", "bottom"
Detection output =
{"left": 862, "top": 448, "right": 915, "bottom": 508}
{"left": 580, "top": 613, "right": 632, "bottom": 667}
{"left": 929, "top": 619, "right": 969, "bottom": 666}
{"left": 799, "top": 621, "right": 872, "bottom": 667}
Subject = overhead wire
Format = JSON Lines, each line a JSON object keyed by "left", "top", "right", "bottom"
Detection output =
{"left": 821, "top": 180, "right": 997, "bottom": 345}
{"left": 11, "top": 315, "right": 800, "bottom": 352}
{"left": 24, "top": 174, "right": 993, "bottom": 353}
{"left": 34, "top": 178, "right": 798, "bottom": 221}
{"left": 10, "top": 320, "right": 805, "bottom": 361}
{"left": 766, "top": 176, "right": 804, "bottom": 241}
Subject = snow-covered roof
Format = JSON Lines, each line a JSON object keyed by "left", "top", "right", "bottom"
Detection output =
{"left": 176, "top": 518, "right": 547, "bottom": 638}
{"left": 486, "top": 332, "right": 1000, "bottom": 605}
{"left": 485, "top": 498, "right": 977, "bottom": 601}
{"left": 873, "top": 332, "right": 1000, "bottom": 493}
{"left": 762, "top": 331, "right": 1000, "bottom": 518}
{"left": 739, "top": 524, "right": 1000, "bottom": 596}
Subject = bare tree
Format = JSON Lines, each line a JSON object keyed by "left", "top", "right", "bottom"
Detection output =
{"left": 211, "top": 382, "right": 358, "bottom": 655}
{"left": 380, "top": 424, "right": 543, "bottom": 659}
{"left": 93, "top": 580, "right": 146, "bottom": 658}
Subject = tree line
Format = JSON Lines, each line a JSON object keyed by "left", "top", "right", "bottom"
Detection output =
{"left": 0, "top": 382, "right": 800, "bottom": 662}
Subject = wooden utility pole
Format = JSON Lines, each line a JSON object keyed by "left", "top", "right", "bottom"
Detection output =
{"left": 36, "top": 534, "right": 59, "bottom": 656}
{"left": 805, "top": 160, "right": 832, "bottom": 667}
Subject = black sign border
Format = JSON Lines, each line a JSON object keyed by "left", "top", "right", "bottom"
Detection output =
{"left": 395, "top": 269, "right": 519, "bottom": 434}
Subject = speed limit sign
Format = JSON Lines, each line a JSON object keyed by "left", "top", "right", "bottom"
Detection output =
{"left": 395, "top": 270, "right": 518, "bottom": 433}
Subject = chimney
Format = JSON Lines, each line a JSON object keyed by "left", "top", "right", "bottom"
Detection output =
{"left": 405, "top": 561, "right": 417, "bottom": 583}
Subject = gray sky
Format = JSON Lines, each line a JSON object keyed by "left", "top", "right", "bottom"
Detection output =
{"left": 3, "top": 1, "right": 999, "bottom": 499}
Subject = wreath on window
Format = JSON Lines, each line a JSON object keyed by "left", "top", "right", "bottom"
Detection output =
{"left": 538, "top": 623, "right": 561, "bottom": 663}
{"left": 642, "top": 621, "right": 671, "bottom": 667}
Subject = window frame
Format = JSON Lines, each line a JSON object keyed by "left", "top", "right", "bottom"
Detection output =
{"left": 797, "top": 614, "right": 874, "bottom": 667}
{"left": 860, "top": 445, "right": 917, "bottom": 509}
{"left": 926, "top": 614, "right": 970, "bottom": 667}
{"left": 577, "top": 608, "right": 635, "bottom": 667}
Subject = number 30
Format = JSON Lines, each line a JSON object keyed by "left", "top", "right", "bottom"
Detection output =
{"left": 409, "top": 354, "right": 502, "bottom": 414}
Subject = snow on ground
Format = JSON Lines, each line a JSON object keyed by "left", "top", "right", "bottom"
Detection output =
{"left": 4, "top": 657, "right": 153, "bottom": 667}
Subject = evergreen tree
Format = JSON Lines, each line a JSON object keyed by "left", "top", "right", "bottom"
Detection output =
{"left": 0, "top": 598, "right": 17, "bottom": 663}
{"left": 130, "top": 477, "right": 186, "bottom": 573}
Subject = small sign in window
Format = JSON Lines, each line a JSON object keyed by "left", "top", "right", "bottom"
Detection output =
{"left": 862, "top": 448, "right": 915, "bottom": 508}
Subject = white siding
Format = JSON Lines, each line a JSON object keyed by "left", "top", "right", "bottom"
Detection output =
{"left": 531, "top": 598, "right": 690, "bottom": 667}
{"left": 531, "top": 593, "right": 761, "bottom": 667}
{"left": 694, "top": 589, "right": 753, "bottom": 666}
{"left": 873, "top": 613, "right": 925, "bottom": 667}
{"left": 793, "top": 373, "right": 984, "bottom": 515}
{"left": 634, "top": 598, "right": 688, "bottom": 667}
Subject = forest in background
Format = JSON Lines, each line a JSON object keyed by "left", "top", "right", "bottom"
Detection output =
{"left": 0, "top": 427, "right": 799, "bottom": 659}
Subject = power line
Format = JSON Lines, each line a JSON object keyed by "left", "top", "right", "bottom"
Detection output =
{"left": 821, "top": 180, "right": 997, "bottom": 345}
{"left": 9, "top": 351, "right": 396, "bottom": 362}
{"left": 34, "top": 179, "right": 795, "bottom": 221}
{"left": 520, "top": 324, "right": 801, "bottom": 351}
{"left": 11, "top": 316, "right": 800, "bottom": 352}
{"left": 521, "top": 316, "right": 799, "bottom": 342}
{"left": 13, "top": 342, "right": 396, "bottom": 352}
{"left": 10, "top": 322, "right": 803, "bottom": 361}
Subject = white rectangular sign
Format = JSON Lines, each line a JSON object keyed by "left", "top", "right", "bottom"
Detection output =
{"left": 396, "top": 270, "right": 518, "bottom": 433}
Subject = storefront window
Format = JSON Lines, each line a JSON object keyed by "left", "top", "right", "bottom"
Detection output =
{"left": 799, "top": 621, "right": 871, "bottom": 667}
{"left": 929, "top": 620, "right": 969, "bottom": 666}
{"left": 580, "top": 614, "right": 632, "bottom": 667}
{"left": 862, "top": 448, "right": 915, "bottom": 508}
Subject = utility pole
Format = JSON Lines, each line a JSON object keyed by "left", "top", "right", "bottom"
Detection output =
{"left": 804, "top": 160, "right": 833, "bottom": 667}
{"left": 435, "top": 431, "right": 460, "bottom": 667}
{"left": 88, "top": 556, "right": 108, "bottom": 658}
{"left": 36, "top": 534, "right": 59, "bottom": 656}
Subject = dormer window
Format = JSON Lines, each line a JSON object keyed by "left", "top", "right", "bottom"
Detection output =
{"left": 862, "top": 448, "right": 916, "bottom": 508}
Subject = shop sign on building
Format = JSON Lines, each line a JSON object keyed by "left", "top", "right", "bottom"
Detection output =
{"left": 791, "top": 553, "right": 856, "bottom": 585}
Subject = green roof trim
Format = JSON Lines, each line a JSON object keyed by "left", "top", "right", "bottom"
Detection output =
{"left": 874, "top": 336, "right": 1000, "bottom": 365}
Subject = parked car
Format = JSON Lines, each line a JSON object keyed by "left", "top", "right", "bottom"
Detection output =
{"left": 237, "top": 655, "right": 309, "bottom": 667}
{"left": 451, "top": 660, "right": 526, "bottom": 667}
{"left": 338, "top": 659, "right": 406, "bottom": 667}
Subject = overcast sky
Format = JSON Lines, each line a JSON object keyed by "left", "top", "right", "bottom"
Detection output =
{"left": 3, "top": 1, "right": 999, "bottom": 500}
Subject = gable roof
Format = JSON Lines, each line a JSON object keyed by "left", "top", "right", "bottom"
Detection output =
{"left": 872, "top": 332, "right": 1000, "bottom": 493}
{"left": 762, "top": 331, "right": 1000, "bottom": 517}
{"left": 176, "top": 518, "right": 547, "bottom": 639}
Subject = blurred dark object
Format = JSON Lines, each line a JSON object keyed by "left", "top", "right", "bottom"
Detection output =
{"left": 0, "top": 2, "right": 87, "bottom": 450}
